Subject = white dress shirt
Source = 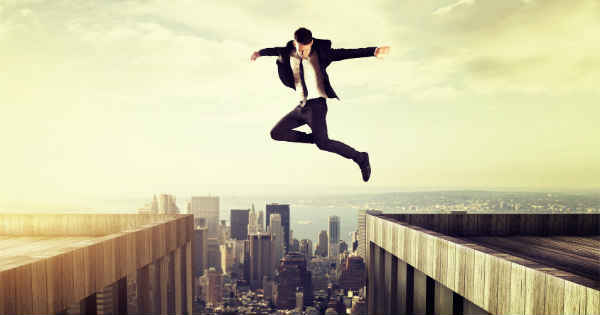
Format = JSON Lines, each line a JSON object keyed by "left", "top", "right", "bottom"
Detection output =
{"left": 290, "top": 48, "right": 328, "bottom": 106}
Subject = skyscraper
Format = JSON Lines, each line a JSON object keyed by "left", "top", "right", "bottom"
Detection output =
{"left": 248, "top": 204, "right": 258, "bottom": 234}
{"left": 328, "top": 216, "right": 341, "bottom": 258}
{"left": 316, "top": 230, "right": 328, "bottom": 257}
{"left": 276, "top": 252, "right": 313, "bottom": 309}
{"left": 249, "top": 232, "right": 273, "bottom": 289}
{"left": 138, "top": 194, "right": 178, "bottom": 214}
{"left": 266, "top": 203, "right": 290, "bottom": 253}
{"left": 158, "top": 194, "right": 179, "bottom": 214}
{"left": 299, "top": 239, "right": 313, "bottom": 260}
{"left": 199, "top": 267, "right": 223, "bottom": 306}
{"left": 339, "top": 256, "right": 366, "bottom": 293}
{"left": 218, "top": 220, "right": 229, "bottom": 245}
{"left": 230, "top": 209, "right": 250, "bottom": 240}
{"left": 269, "top": 213, "right": 284, "bottom": 271}
{"left": 188, "top": 196, "right": 220, "bottom": 239}
{"left": 290, "top": 238, "right": 300, "bottom": 252}
{"left": 207, "top": 238, "right": 221, "bottom": 272}
{"left": 220, "top": 241, "right": 235, "bottom": 275}
{"left": 357, "top": 209, "right": 382, "bottom": 259}
{"left": 193, "top": 225, "right": 208, "bottom": 301}
{"left": 257, "top": 210, "right": 265, "bottom": 232}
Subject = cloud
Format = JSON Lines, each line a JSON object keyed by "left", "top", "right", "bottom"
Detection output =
{"left": 1, "top": 0, "right": 599, "bottom": 205}
{"left": 432, "top": 0, "right": 476, "bottom": 16}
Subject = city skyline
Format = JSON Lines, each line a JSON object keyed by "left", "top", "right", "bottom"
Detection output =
{"left": 2, "top": 0, "right": 600, "bottom": 213}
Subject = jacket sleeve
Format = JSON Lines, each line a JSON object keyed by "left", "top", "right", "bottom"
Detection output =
{"left": 329, "top": 47, "right": 377, "bottom": 62}
{"left": 258, "top": 46, "right": 286, "bottom": 57}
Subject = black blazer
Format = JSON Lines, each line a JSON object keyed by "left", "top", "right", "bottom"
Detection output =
{"left": 258, "top": 38, "right": 377, "bottom": 100}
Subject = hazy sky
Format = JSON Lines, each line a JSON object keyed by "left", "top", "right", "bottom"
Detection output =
{"left": 1, "top": 0, "right": 599, "bottom": 210}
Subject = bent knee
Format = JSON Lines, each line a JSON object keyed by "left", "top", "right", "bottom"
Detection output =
{"left": 314, "top": 137, "right": 330, "bottom": 149}
{"left": 270, "top": 128, "right": 282, "bottom": 141}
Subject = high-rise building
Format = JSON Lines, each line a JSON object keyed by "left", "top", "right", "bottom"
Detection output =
{"left": 263, "top": 276, "right": 276, "bottom": 302}
{"left": 357, "top": 209, "right": 382, "bottom": 259}
{"left": 269, "top": 214, "right": 284, "bottom": 271}
{"left": 232, "top": 239, "right": 245, "bottom": 265}
{"left": 299, "top": 239, "right": 313, "bottom": 260}
{"left": 249, "top": 232, "right": 272, "bottom": 289}
{"left": 243, "top": 240, "right": 250, "bottom": 282}
{"left": 351, "top": 231, "right": 359, "bottom": 253}
{"left": 338, "top": 256, "right": 366, "bottom": 292}
{"left": 138, "top": 194, "right": 178, "bottom": 214}
{"left": 199, "top": 267, "right": 223, "bottom": 306}
{"left": 207, "top": 238, "right": 221, "bottom": 272}
{"left": 218, "top": 220, "right": 229, "bottom": 245}
{"left": 290, "top": 238, "right": 300, "bottom": 252}
{"left": 188, "top": 196, "right": 220, "bottom": 238}
{"left": 158, "top": 194, "right": 179, "bottom": 214}
{"left": 248, "top": 205, "right": 258, "bottom": 235}
{"left": 257, "top": 210, "right": 265, "bottom": 232}
{"left": 193, "top": 226, "right": 208, "bottom": 280}
{"left": 316, "top": 230, "right": 328, "bottom": 257}
{"left": 276, "top": 252, "right": 313, "bottom": 309}
{"left": 230, "top": 209, "right": 250, "bottom": 240}
{"left": 220, "top": 241, "right": 235, "bottom": 275}
{"left": 266, "top": 203, "right": 290, "bottom": 253}
{"left": 339, "top": 240, "right": 348, "bottom": 254}
{"left": 328, "top": 216, "right": 340, "bottom": 258}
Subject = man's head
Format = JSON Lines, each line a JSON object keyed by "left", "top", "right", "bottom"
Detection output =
{"left": 294, "top": 27, "right": 313, "bottom": 58}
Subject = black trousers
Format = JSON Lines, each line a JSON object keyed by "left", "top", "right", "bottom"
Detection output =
{"left": 270, "top": 97, "right": 362, "bottom": 163}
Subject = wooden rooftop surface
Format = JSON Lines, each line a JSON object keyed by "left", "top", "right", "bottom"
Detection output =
{"left": 465, "top": 235, "right": 600, "bottom": 288}
{"left": 0, "top": 214, "right": 196, "bottom": 315}
{"left": 0, "top": 236, "right": 101, "bottom": 273}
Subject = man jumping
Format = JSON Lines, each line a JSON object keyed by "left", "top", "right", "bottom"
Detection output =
{"left": 250, "top": 27, "right": 390, "bottom": 182}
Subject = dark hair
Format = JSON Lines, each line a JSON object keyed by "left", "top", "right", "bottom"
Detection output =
{"left": 294, "top": 27, "right": 312, "bottom": 45}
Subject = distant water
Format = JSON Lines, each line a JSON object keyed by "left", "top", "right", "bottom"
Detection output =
{"left": 220, "top": 197, "right": 358, "bottom": 246}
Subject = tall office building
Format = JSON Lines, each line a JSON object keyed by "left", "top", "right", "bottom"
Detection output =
{"left": 230, "top": 209, "right": 250, "bottom": 240}
{"left": 220, "top": 241, "right": 235, "bottom": 275}
{"left": 138, "top": 194, "right": 178, "bottom": 214}
{"left": 207, "top": 238, "right": 221, "bottom": 272}
{"left": 158, "top": 194, "right": 179, "bottom": 214}
{"left": 339, "top": 240, "right": 348, "bottom": 254}
{"left": 339, "top": 256, "right": 366, "bottom": 292}
{"left": 188, "top": 196, "right": 220, "bottom": 238}
{"left": 248, "top": 205, "right": 258, "bottom": 234}
{"left": 232, "top": 239, "right": 246, "bottom": 265}
{"left": 299, "top": 239, "right": 313, "bottom": 260}
{"left": 249, "top": 232, "right": 273, "bottom": 290}
{"left": 269, "top": 214, "right": 284, "bottom": 271}
{"left": 266, "top": 203, "right": 290, "bottom": 253}
{"left": 257, "top": 210, "right": 265, "bottom": 232}
{"left": 199, "top": 267, "right": 223, "bottom": 306}
{"left": 193, "top": 226, "right": 208, "bottom": 277}
{"left": 290, "top": 238, "right": 300, "bottom": 252}
{"left": 357, "top": 209, "right": 382, "bottom": 259}
{"left": 315, "top": 230, "right": 328, "bottom": 257}
{"left": 218, "top": 220, "right": 229, "bottom": 245}
{"left": 276, "top": 252, "right": 313, "bottom": 309}
{"left": 328, "top": 216, "right": 341, "bottom": 258}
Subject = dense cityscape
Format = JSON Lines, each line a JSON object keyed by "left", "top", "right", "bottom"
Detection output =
{"left": 137, "top": 195, "right": 370, "bottom": 314}
{"left": 132, "top": 190, "right": 599, "bottom": 314}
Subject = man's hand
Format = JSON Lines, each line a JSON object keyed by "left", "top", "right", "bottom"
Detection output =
{"left": 374, "top": 46, "right": 390, "bottom": 59}
{"left": 250, "top": 51, "right": 260, "bottom": 62}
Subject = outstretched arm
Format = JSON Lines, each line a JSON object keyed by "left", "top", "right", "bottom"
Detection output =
{"left": 330, "top": 46, "right": 390, "bottom": 62}
{"left": 250, "top": 46, "right": 286, "bottom": 61}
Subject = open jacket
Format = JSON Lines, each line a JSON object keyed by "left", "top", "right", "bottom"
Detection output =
{"left": 258, "top": 38, "right": 377, "bottom": 100}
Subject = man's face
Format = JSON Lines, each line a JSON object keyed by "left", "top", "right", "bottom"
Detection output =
{"left": 294, "top": 39, "right": 313, "bottom": 58}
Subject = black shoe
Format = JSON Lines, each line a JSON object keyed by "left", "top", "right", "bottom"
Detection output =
{"left": 358, "top": 152, "right": 371, "bottom": 182}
